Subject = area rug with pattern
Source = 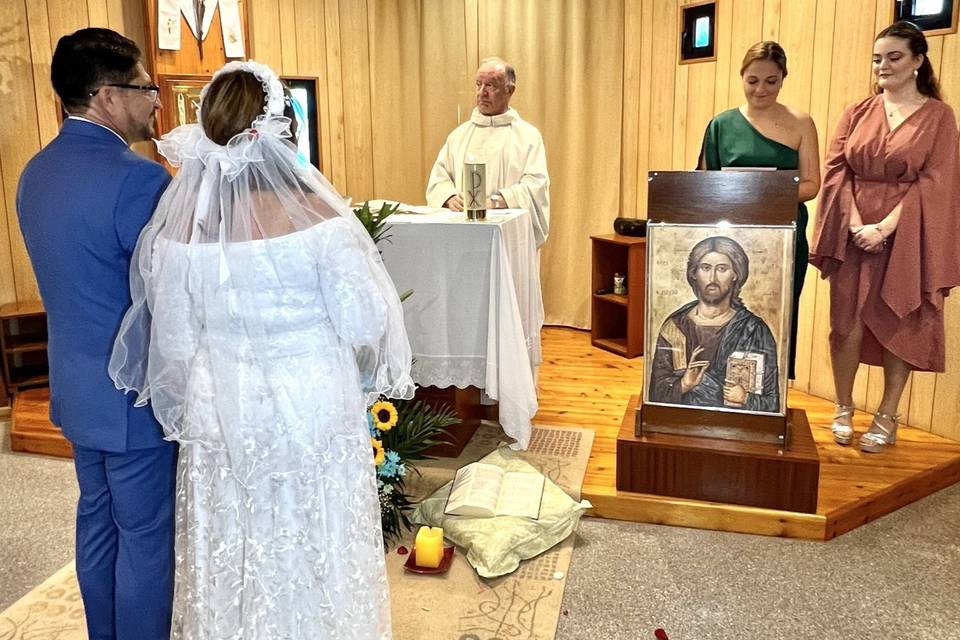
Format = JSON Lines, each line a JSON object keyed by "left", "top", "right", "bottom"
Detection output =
{"left": 0, "top": 424, "right": 593, "bottom": 640}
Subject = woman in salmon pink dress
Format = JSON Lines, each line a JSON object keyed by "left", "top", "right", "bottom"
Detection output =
{"left": 810, "top": 21, "right": 960, "bottom": 452}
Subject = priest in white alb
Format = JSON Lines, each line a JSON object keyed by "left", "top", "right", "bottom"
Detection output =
{"left": 426, "top": 57, "right": 551, "bottom": 247}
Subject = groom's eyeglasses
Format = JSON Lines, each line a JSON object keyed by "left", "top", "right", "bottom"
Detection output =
{"left": 89, "top": 83, "right": 161, "bottom": 102}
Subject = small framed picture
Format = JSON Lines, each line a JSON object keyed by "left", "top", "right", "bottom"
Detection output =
{"left": 679, "top": 0, "right": 718, "bottom": 64}
{"left": 281, "top": 76, "right": 321, "bottom": 169}
{"left": 893, "top": 0, "right": 958, "bottom": 36}
{"left": 643, "top": 222, "right": 794, "bottom": 417}
{"left": 157, "top": 73, "right": 209, "bottom": 135}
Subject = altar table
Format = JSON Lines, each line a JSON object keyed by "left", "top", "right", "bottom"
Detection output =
{"left": 378, "top": 208, "right": 543, "bottom": 450}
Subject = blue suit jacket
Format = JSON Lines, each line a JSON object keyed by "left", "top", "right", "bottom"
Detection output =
{"left": 17, "top": 119, "right": 171, "bottom": 452}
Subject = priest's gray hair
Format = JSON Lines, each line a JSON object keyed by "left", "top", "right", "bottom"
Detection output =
{"left": 480, "top": 56, "right": 516, "bottom": 90}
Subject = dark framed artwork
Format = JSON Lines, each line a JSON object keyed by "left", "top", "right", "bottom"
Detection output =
{"left": 642, "top": 223, "right": 794, "bottom": 417}
{"left": 893, "top": 0, "right": 958, "bottom": 35}
{"left": 679, "top": 0, "right": 717, "bottom": 64}
{"left": 282, "top": 76, "right": 321, "bottom": 169}
{"left": 157, "top": 73, "right": 210, "bottom": 136}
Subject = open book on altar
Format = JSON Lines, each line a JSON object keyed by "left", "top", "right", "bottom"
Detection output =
{"left": 444, "top": 462, "right": 546, "bottom": 519}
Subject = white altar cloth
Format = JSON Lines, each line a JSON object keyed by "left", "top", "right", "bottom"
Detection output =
{"left": 378, "top": 209, "right": 543, "bottom": 450}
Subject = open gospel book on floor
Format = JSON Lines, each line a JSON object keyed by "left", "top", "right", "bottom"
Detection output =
{"left": 444, "top": 462, "right": 546, "bottom": 519}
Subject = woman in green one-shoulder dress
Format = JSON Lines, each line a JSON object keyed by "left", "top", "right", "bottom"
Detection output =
{"left": 699, "top": 41, "right": 821, "bottom": 380}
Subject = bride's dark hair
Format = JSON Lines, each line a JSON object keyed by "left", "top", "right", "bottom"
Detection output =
{"left": 202, "top": 71, "right": 299, "bottom": 145}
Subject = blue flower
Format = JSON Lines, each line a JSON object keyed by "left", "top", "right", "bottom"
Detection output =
{"left": 378, "top": 450, "right": 404, "bottom": 479}
{"left": 367, "top": 412, "right": 378, "bottom": 437}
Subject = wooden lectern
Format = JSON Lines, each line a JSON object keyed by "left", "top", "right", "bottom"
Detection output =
{"left": 616, "top": 171, "right": 820, "bottom": 513}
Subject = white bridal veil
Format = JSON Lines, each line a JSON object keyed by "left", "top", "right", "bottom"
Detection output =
{"left": 109, "top": 61, "right": 414, "bottom": 473}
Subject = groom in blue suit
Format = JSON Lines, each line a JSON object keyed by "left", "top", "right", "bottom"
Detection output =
{"left": 16, "top": 29, "right": 175, "bottom": 640}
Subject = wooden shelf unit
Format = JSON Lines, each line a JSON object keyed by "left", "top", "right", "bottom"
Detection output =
{"left": 590, "top": 234, "right": 646, "bottom": 358}
{"left": 0, "top": 301, "right": 49, "bottom": 405}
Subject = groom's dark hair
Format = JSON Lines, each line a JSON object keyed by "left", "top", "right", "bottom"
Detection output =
{"left": 52, "top": 28, "right": 141, "bottom": 112}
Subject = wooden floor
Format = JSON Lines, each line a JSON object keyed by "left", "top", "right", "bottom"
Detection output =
{"left": 10, "top": 326, "right": 960, "bottom": 540}
{"left": 536, "top": 327, "right": 960, "bottom": 540}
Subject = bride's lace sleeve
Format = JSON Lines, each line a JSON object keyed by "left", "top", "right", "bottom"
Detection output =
{"left": 316, "top": 219, "right": 388, "bottom": 347}
{"left": 315, "top": 218, "right": 415, "bottom": 402}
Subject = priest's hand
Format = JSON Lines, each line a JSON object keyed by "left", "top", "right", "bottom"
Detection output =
{"left": 444, "top": 194, "right": 464, "bottom": 211}
{"left": 486, "top": 192, "right": 505, "bottom": 209}
{"left": 680, "top": 346, "right": 709, "bottom": 394}
{"left": 723, "top": 380, "right": 747, "bottom": 406}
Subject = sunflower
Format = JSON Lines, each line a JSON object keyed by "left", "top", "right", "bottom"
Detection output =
{"left": 371, "top": 437, "right": 386, "bottom": 466}
{"left": 370, "top": 400, "right": 399, "bottom": 432}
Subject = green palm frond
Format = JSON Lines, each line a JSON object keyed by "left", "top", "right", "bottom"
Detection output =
{"left": 353, "top": 201, "right": 400, "bottom": 248}
{"left": 380, "top": 399, "right": 458, "bottom": 461}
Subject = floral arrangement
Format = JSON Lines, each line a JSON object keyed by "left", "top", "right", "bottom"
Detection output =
{"left": 355, "top": 200, "right": 458, "bottom": 546}
{"left": 367, "top": 399, "right": 457, "bottom": 546}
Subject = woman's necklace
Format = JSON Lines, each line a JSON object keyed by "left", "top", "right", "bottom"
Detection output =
{"left": 884, "top": 96, "right": 927, "bottom": 118}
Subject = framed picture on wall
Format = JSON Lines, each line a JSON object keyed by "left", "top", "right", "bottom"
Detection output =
{"left": 282, "top": 76, "right": 321, "bottom": 170}
{"left": 157, "top": 73, "right": 210, "bottom": 136}
{"left": 642, "top": 222, "right": 794, "bottom": 418}
{"left": 679, "top": 0, "right": 718, "bottom": 64}
{"left": 893, "top": 0, "right": 958, "bottom": 35}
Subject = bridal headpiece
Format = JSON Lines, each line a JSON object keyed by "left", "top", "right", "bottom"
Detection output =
{"left": 156, "top": 59, "right": 293, "bottom": 176}
{"left": 203, "top": 59, "right": 287, "bottom": 119}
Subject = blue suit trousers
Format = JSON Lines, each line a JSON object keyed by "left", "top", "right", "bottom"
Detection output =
{"left": 73, "top": 442, "right": 177, "bottom": 640}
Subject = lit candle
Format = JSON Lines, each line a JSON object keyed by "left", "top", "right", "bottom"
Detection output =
{"left": 414, "top": 526, "right": 444, "bottom": 568}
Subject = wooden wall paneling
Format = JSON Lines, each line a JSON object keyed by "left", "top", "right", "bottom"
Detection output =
{"left": 761, "top": 0, "right": 780, "bottom": 42}
{"left": 367, "top": 0, "right": 423, "bottom": 204}
{"left": 801, "top": 0, "right": 836, "bottom": 400}
{"left": 684, "top": 61, "right": 716, "bottom": 170}
{"left": 873, "top": 0, "right": 893, "bottom": 33}
{"left": 918, "top": 23, "right": 959, "bottom": 438}
{"left": 633, "top": 0, "right": 654, "bottom": 218}
{"left": 673, "top": 0, "right": 694, "bottom": 169}
{"left": 117, "top": 0, "right": 148, "bottom": 49}
{"left": 417, "top": 0, "right": 475, "bottom": 203}
{"left": 619, "top": 1, "right": 643, "bottom": 217}
{"left": 336, "top": 0, "right": 375, "bottom": 200}
{"left": 146, "top": 0, "right": 247, "bottom": 76}
{"left": 278, "top": 0, "right": 298, "bottom": 75}
{"left": 724, "top": 0, "right": 764, "bottom": 113}
{"left": 711, "top": 0, "right": 734, "bottom": 115}
{"left": 672, "top": 61, "right": 688, "bottom": 169}
{"left": 0, "top": 151, "right": 10, "bottom": 307}
{"left": 777, "top": 0, "right": 818, "bottom": 391}
{"left": 940, "top": 29, "right": 960, "bottom": 117}
{"left": 908, "top": 371, "right": 936, "bottom": 430}
{"left": 931, "top": 296, "right": 960, "bottom": 440}
{"left": 24, "top": 0, "right": 59, "bottom": 148}
{"left": 291, "top": 0, "right": 332, "bottom": 177}
{"left": 0, "top": 0, "right": 43, "bottom": 304}
{"left": 248, "top": 0, "right": 284, "bottom": 71}
{"left": 320, "top": 0, "right": 347, "bottom": 192}
{"left": 647, "top": 0, "right": 677, "bottom": 175}
{"left": 45, "top": 0, "right": 88, "bottom": 50}
{"left": 88, "top": 0, "right": 110, "bottom": 26}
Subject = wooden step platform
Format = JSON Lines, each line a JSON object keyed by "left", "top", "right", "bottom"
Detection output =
{"left": 535, "top": 327, "right": 960, "bottom": 541}
{"left": 9, "top": 327, "right": 960, "bottom": 540}
{"left": 10, "top": 387, "right": 72, "bottom": 458}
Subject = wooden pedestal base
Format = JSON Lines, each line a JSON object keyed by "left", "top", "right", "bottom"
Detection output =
{"left": 416, "top": 386, "right": 497, "bottom": 458}
{"left": 10, "top": 387, "right": 72, "bottom": 458}
{"left": 616, "top": 395, "right": 820, "bottom": 513}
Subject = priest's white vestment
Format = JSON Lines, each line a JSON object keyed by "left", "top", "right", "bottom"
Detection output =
{"left": 426, "top": 107, "right": 550, "bottom": 246}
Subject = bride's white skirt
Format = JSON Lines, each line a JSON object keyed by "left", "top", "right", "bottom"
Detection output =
{"left": 169, "top": 348, "right": 391, "bottom": 640}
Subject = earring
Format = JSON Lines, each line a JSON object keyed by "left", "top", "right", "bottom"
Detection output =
{"left": 914, "top": 69, "right": 919, "bottom": 77}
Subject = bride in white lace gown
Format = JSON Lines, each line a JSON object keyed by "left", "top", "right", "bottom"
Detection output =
{"left": 110, "top": 61, "right": 413, "bottom": 639}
